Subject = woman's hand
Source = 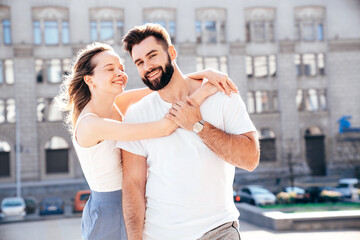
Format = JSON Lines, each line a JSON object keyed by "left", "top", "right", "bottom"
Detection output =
{"left": 160, "top": 116, "right": 179, "bottom": 135}
{"left": 186, "top": 68, "right": 238, "bottom": 96}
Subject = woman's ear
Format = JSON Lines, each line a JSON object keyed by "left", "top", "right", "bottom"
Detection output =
{"left": 84, "top": 75, "right": 94, "bottom": 90}
{"left": 84, "top": 75, "right": 92, "bottom": 85}
{"left": 168, "top": 45, "right": 177, "bottom": 61}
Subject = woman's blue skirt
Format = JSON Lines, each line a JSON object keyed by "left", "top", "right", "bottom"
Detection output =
{"left": 82, "top": 190, "right": 127, "bottom": 240}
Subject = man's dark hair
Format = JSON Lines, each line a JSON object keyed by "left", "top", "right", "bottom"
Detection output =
{"left": 122, "top": 23, "right": 172, "bottom": 56}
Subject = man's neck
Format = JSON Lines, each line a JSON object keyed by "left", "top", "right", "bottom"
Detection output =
{"left": 157, "top": 64, "right": 191, "bottom": 103}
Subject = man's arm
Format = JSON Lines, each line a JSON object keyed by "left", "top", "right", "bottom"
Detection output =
{"left": 167, "top": 97, "right": 260, "bottom": 171}
{"left": 197, "top": 123, "right": 259, "bottom": 171}
{"left": 121, "top": 150, "right": 147, "bottom": 240}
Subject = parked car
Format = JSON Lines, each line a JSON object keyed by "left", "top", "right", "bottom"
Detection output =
{"left": 336, "top": 178, "right": 359, "bottom": 199}
{"left": 73, "top": 190, "right": 91, "bottom": 213}
{"left": 305, "top": 186, "right": 342, "bottom": 203}
{"left": 24, "top": 197, "right": 37, "bottom": 214}
{"left": 39, "top": 197, "right": 64, "bottom": 215}
{"left": 0, "top": 197, "right": 26, "bottom": 218}
{"left": 238, "top": 185, "right": 276, "bottom": 206}
{"left": 233, "top": 190, "right": 241, "bottom": 203}
{"left": 283, "top": 186, "right": 308, "bottom": 203}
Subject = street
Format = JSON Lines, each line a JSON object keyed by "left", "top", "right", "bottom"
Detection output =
{"left": 0, "top": 217, "right": 359, "bottom": 240}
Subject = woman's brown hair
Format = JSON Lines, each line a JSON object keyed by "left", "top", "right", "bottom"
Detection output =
{"left": 56, "top": 42, "right": 114, "bottom": 133}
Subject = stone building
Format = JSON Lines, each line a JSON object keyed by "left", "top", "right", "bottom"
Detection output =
{"left": 0, "top": 0, "right": 359, "bottom": 192}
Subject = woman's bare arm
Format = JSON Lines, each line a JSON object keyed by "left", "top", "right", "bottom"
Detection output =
{"left": 115, "top": 88, "right": 152, "bottom": 115}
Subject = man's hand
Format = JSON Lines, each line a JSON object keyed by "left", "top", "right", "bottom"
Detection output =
{"left": 166, "top": 96, "right": 202, "bottom": 131}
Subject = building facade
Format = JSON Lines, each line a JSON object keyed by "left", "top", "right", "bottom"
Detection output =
{"left": 0, "top": 0, "right": 359, "bottom": 190}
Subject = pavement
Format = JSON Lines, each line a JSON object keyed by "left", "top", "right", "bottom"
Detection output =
{"left": 0, "top": 217, "right": 359, "bottom": 240}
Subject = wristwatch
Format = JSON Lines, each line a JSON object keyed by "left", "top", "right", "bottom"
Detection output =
{"left": 193, "top": 119, "right": 205, "bottom": 133}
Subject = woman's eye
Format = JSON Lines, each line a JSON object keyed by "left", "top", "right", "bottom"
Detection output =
{"left": 107, "top": 69, "right": 114, "bottom": 71}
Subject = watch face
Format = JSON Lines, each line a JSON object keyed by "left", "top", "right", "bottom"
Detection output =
{"left": 193, "top": 121, "right": 204, "bottom": 133}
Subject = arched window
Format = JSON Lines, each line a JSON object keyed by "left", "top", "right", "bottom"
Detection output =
{"left": 32, "top": 7, "right": 70, "bottom": 45}
{"left": 259, "top": 128, "right": 276, "bottom": 162}
{"left": 245, "top": 8, "right": 276, "bottom": 43}
{"left": 196, "top": 8, "right": 226, "bottom": 44}
{"left": 144, "top": 8, "right": 176, "bottom": 43}
{"left": 294, "top": 7, "right": 325, "bottom": 42}
{"left": 89, "top": 8, "right": 124, "bottom": 44}
{"left": 45, "top": 136, "right": 69, "bottom": 174}
{"left": 0, "top": 140, "right": 11, "bottom": 177}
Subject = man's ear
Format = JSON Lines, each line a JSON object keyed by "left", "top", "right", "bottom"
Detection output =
{"left": 168, "top": 45, "right": 177, "bottom": 61}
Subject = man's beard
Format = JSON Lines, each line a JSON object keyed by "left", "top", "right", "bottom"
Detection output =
{"left": 142, "top": 56, "right": 174, "bottom": 91}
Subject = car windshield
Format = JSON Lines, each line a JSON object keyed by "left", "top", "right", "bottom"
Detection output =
{"left": 2, "top": 201, "right": 23, "bottom": 207}
{"left": 43, "top": 198, "right": 61, "bottom": 205}
{"left": 80, "top": 194, "right": 90, "bottom": 201}
{"left": 251, "top": 187, "right": 270, "bottom": 194}
{"left": 337, "top": 183, "right": 348, "bottom": 188}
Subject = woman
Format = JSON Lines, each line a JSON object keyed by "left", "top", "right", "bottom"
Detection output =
{"left": 57, "top": 42, "right": 237, "bottom": 240}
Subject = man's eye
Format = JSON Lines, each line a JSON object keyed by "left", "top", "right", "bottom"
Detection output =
{"left": 107, "top": 69, "right": 114, "bottom": 71}
{"left": 150, "top": 54, "right": 156, "bottom": 58}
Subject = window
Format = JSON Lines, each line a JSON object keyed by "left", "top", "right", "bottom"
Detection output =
{"left": 0, "top": 7, "right": 11, "bottom": 45}
{"left": 259, "top": 128, "right": 276, "bottom": 162}
{"left": 296, "top": 89, "right": 327, "bottom": 112}
{"left": 196, "top": 56, "right": 227, "bottom": 74}
{"left": 247, "top": 91, "right": 278, "bottom": 114}
{"left": 295, "top": 53, "right": 325, "bottom": 76}
{"left": 0, "top": 59, "right": 14, "bottom": 85}
{"left": 245, "top": 8, "right": 276, "bottom": 43}
{"left": 0, "top": 140, "right": 11, "bottom": 177}
{"left": 196, "top": 8, "right": 226, "bottom": 44}
{"left": 90, "top": 8, "right": 124, "bottom": 43}
{"left": 0, "top": 99, "right": 4, "bottom": 123}
{"left": 295, "top": 7, "right": 325, "bottom": 42}
{"left": 255, "top": 91, "right": 270, "bottom": 113}
{"left": 247, "top": 92, "right": 255, "bottom": 114}
{"left": 2, "top": 19, "right": 11, "bottom": 45}
{"left": 254, "top": 56, "right": 267, "bottom": 78}
{"left": 45, "top": 136, "right": 69, "bottom": 174}
{"left": 33, "top": 21, "right": 42, "bottom": 45}
{"left": 35, "top": 59, "right": 44, "bottom": 83}
{"left": 32, "top": 7, "right": 70, "bottom": 45}
{"left": 62, "top": 21, "right": 70, "bottom": 44}
{"left": 47, "top": 59, "right": 61, "bottom": 83}
{"left": 246, "top": 55, "right": 277, "bottom": 78}
{"left": 37, "top": 98, "right": 62, "bottom": 122}
{"left": 35, "top": 58, "right": 71, "bottom": 83}
{"left": 0, "top": 98, "right": 17, "bottom": 125}
{"left": 144, "top": 8, "right": 176, "bottom": 43}
{"left": 44, "top": 21, "right": 59, "bottom": 45}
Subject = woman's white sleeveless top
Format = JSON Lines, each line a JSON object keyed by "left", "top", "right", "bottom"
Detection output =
{"left": 72, "top": 107, "right": 123, "bottom": 192}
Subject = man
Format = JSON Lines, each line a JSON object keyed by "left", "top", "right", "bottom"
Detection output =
{"left": 116, "top": 24, "right": 260, "bottom": 240}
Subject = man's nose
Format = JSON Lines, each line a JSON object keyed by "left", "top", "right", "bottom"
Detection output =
{"left": 144, "top": 61, "right": 153, "bottom": 72}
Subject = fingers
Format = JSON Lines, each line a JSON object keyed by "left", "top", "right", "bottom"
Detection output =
{"left": 224, "top": 77, "right": 238, "bottom": 93}
{"left": 165, "top": 113, "right": 181, "bottom": 126}
{"left": 212, "top": 81, "right": 225, "bottom": 95}
{"left": 221, "top": 81, "right": 231, "bottom": 96}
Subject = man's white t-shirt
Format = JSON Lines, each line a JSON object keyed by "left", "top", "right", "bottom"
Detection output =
{"left": 117, "top": 91, "right": 256, "bottom": 240}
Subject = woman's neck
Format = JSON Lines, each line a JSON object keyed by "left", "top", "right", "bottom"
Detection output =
{"left": 86, "top": 92, "right": 116, "bottom": 118}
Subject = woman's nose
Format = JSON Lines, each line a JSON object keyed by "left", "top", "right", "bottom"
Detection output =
{"left": 116, "top": 69, "right": 124, "bottom": 76}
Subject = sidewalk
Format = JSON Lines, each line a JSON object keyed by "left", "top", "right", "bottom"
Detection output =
{"left": 239, "top": 219, "right": 360, "bottom": 240}
{"left": 0, "top": 217, "right": 359, "bottom": 240}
